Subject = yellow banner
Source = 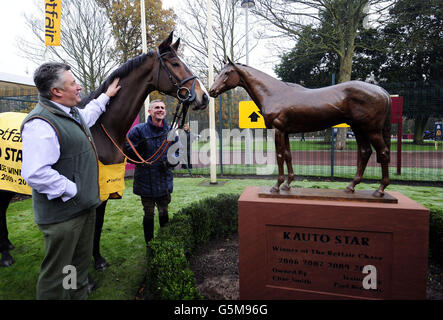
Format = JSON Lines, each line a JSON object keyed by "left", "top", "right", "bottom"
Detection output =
{"left": 98, "top": 160, "right": 126, "bottom": 202}
{"left": 0, "top": 112, "right": 126, "bottom": 200}
{"left": 45, "top": 0, "right": 61, "bottom": 46}
{"left": 0, "top": 112, "right": 32, "bottom": 195}
{"left": 239, "top": 101, "right": 266, "bottom": 129}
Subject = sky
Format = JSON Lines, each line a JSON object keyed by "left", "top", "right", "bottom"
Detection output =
{"left": 0, "top": 0, "right": 279, "bottom": 80}
{"left": 0, "top": 0, "right": 39, "bottom": 77}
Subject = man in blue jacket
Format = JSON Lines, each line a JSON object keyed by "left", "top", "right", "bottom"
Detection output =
{"left": 126, "top": 100, "right": 181, "bottom": 248}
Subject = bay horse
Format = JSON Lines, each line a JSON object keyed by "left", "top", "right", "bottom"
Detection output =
{"left": 0, "top": 31, "right": 209, "bottom": 267}
{"left": 209, "top": 59, "right": 391, "bottom": 197}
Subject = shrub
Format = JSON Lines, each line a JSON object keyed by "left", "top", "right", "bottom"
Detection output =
{"left": 429, "top": 208, "right": 443, "bottom": 265}
{"left": 145, "top": 193, "right": 239, "bottom": 300}
{"left": 146, "top": 239, "right": 201, "bottom": 300}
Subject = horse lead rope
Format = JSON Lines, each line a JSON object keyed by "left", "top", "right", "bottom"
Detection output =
{"left": 100, "top": 123, "right": 171, "bottom": 165}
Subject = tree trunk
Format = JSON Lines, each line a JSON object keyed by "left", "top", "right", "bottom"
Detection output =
{"left": 413, "top": 116, "right": 429, "bottom": 144}
{"left": 335, "top": 127, "right": 348, "bottom": 150}
{"left": 334, "top": 20, "right": 356, "bottom": 150}
{"left": 335, "top": 54, "right": 353, "bottom": 150}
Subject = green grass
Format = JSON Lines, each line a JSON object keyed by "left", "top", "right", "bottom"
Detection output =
{"left": 1, "top": 177, "right": 442, "bottom": 299}
{"left": 176, "top": 164, "right": 443, "bottom": 182}
{"left": 196, "top": 139, "right": 443, "bottom": 152}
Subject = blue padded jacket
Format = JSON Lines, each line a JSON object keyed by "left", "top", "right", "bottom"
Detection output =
{"left": 125, "top": 116, "right": 181, "bottom": 198}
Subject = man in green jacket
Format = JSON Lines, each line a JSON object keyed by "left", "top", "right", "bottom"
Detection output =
{"left": 21, "top": 62, "right": 120, "bottom": 299}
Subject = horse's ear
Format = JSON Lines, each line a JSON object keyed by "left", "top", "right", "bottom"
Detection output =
{"left": 172, "top": 38, "right": 180, "bottom": 52}
{"left": 158, "top": 31, "right": 174, "bottom": 53}
{"left": 227, "top": 57, "right": 235, "bottom": 65}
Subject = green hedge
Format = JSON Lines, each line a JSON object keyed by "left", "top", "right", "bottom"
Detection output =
{"left": 145, "top": 193, "right": 239, "bottom": 300}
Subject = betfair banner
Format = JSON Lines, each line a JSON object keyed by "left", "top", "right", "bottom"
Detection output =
{"left": 0, "top": 112, "right": 126, "bottom": 199}
{"left": 0, "top": 113, "right": 32, "bottom": 195}
{"left": 45, "top": 0, "right": 61, "bottom": 46}
{"left": 98, "top": 160, "right": 126, "bottom": 202}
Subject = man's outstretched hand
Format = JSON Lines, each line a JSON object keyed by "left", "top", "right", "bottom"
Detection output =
{"left": 106, "top": 78, "right": 121, "bottom": 97}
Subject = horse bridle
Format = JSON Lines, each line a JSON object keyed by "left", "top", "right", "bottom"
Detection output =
{"left": 157, "top": 50, "right": 198, "bottom": 104}
{"left": 101, "top": 48, "right": 201, "bottom": 165}
{"left": 156, "top": 49, "right": 199, "bottom": 131}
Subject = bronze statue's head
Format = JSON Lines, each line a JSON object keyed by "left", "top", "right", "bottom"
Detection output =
{"left": 209, "top": 58, "right": 241, "bottom": 98}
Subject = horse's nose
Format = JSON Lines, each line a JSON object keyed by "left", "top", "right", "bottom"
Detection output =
{"left": 202, "top": 93, "right": 209, "bottom": 106}
{"left": 208, "top": 88, "right": 217, "bottom": 97}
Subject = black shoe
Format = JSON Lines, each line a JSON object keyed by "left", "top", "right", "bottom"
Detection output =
{"left": 159, "top": 214, "right": 169, "bottom": 228}
{"left": 0, "top": 251, "right": 14, "bottom": 267}
{"left": 94, "top": 256, "right": 110, "bottom": 271}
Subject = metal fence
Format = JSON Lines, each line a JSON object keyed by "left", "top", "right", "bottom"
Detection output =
{"left": 0, "top": 87, "right": 38, "bottom": 113}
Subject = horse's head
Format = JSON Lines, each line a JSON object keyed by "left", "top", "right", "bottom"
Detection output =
{"left": 156, "top": 32, "right": 209, "bottom": 110}
{"left": 209, "top": 58, "right": 241, "bottom": 97}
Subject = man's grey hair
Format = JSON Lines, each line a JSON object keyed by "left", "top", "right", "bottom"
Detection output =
{"left": 33, "top": 62, "right": 71, "bottom": 99}
{"left": 148, "top": 99, "right": 165, "bottom": 110}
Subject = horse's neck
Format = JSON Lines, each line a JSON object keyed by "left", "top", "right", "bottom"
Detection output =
{"left": 237, "top": 65, "right": 281, "bottom": 113}
{"left": 102, "top": 59, "right": 155, "bottom": 140}
{"left": 92, "top": 57, "right": 156, "bottom": 164}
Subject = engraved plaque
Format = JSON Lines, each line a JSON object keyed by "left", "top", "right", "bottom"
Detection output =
{"left": 266, "top": 225, "right": 392, "bottom": 299}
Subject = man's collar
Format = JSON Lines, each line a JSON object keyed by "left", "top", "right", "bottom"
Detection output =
{"left": 148, "top": 116, "right": 165, "bottom": 128}
{"left": 51, "top": 100, "right": 72, "bottom": 115}
{"left": 39, "top": 96, "right": 71, "bottom": 116}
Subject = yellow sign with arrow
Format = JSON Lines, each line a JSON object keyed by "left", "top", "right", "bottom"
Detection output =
{"left": 239, "top": 101, "right": 266, "bottom": 128}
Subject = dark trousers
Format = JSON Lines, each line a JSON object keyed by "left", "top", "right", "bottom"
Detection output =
{"left": 141, "top": 194, "right": 171, "bottom": 245}
{"left": 36, "top": 208, "right": 96, "bottom": 300}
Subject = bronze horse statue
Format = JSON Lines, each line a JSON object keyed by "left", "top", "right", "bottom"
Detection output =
{"left": 209, "top": 59, "right": 391, "bottom": 197}
{"left": 0, "top": 31, "right": 209, "bottom": 267}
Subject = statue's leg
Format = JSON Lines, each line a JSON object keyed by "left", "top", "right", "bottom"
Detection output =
{"left": 346, "top": 131, "right": 372, "bottom": 193}
{"left": 368, "top": 132, "right": 390, "bottom": 197}
{"left": 93, "top": 200, "right": 110, "bottom": 271}
{"left": 271, "top": 130, "right": 285, "bottom": 193}
{"left": 0, "top": 191, "right": 15, "bottom": 267}
{"left": 281, "top": 133, "right": 294, "bottom": 191}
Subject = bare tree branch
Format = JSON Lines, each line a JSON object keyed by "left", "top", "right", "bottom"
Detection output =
{"left": 17, "top": 0, "right": 118, "bottom": 94}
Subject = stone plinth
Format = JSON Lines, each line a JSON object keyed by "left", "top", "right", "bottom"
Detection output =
{"left": 238, "top": 186, "right": 429, "bottom": 300}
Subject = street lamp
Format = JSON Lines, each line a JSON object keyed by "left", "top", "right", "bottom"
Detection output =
{"left": 241, "top": 0, "right": 255, "bottom": 66}
{"left": 241, "top": 0, "right": 255, "bottom": 165}
{"left": 241, "top": 0, "right": 255, "bottom": 8}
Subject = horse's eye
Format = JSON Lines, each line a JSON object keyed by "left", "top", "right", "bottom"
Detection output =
{"left": 171, "top": 62, "right": 180, "bottom": 67}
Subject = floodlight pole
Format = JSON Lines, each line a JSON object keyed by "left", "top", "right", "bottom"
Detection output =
{"left": 208, "top": 0, "right": 217, "bottom": 184}
{"left": 242, "top": 0, "right": 254, "bottom": 165}
{"left": 140, "top": 0, "right": 149, "bottom": 122}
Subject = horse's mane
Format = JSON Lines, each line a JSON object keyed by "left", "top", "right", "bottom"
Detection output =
{"left": 78, "top": 51, "right": 154, "bottom": 107}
